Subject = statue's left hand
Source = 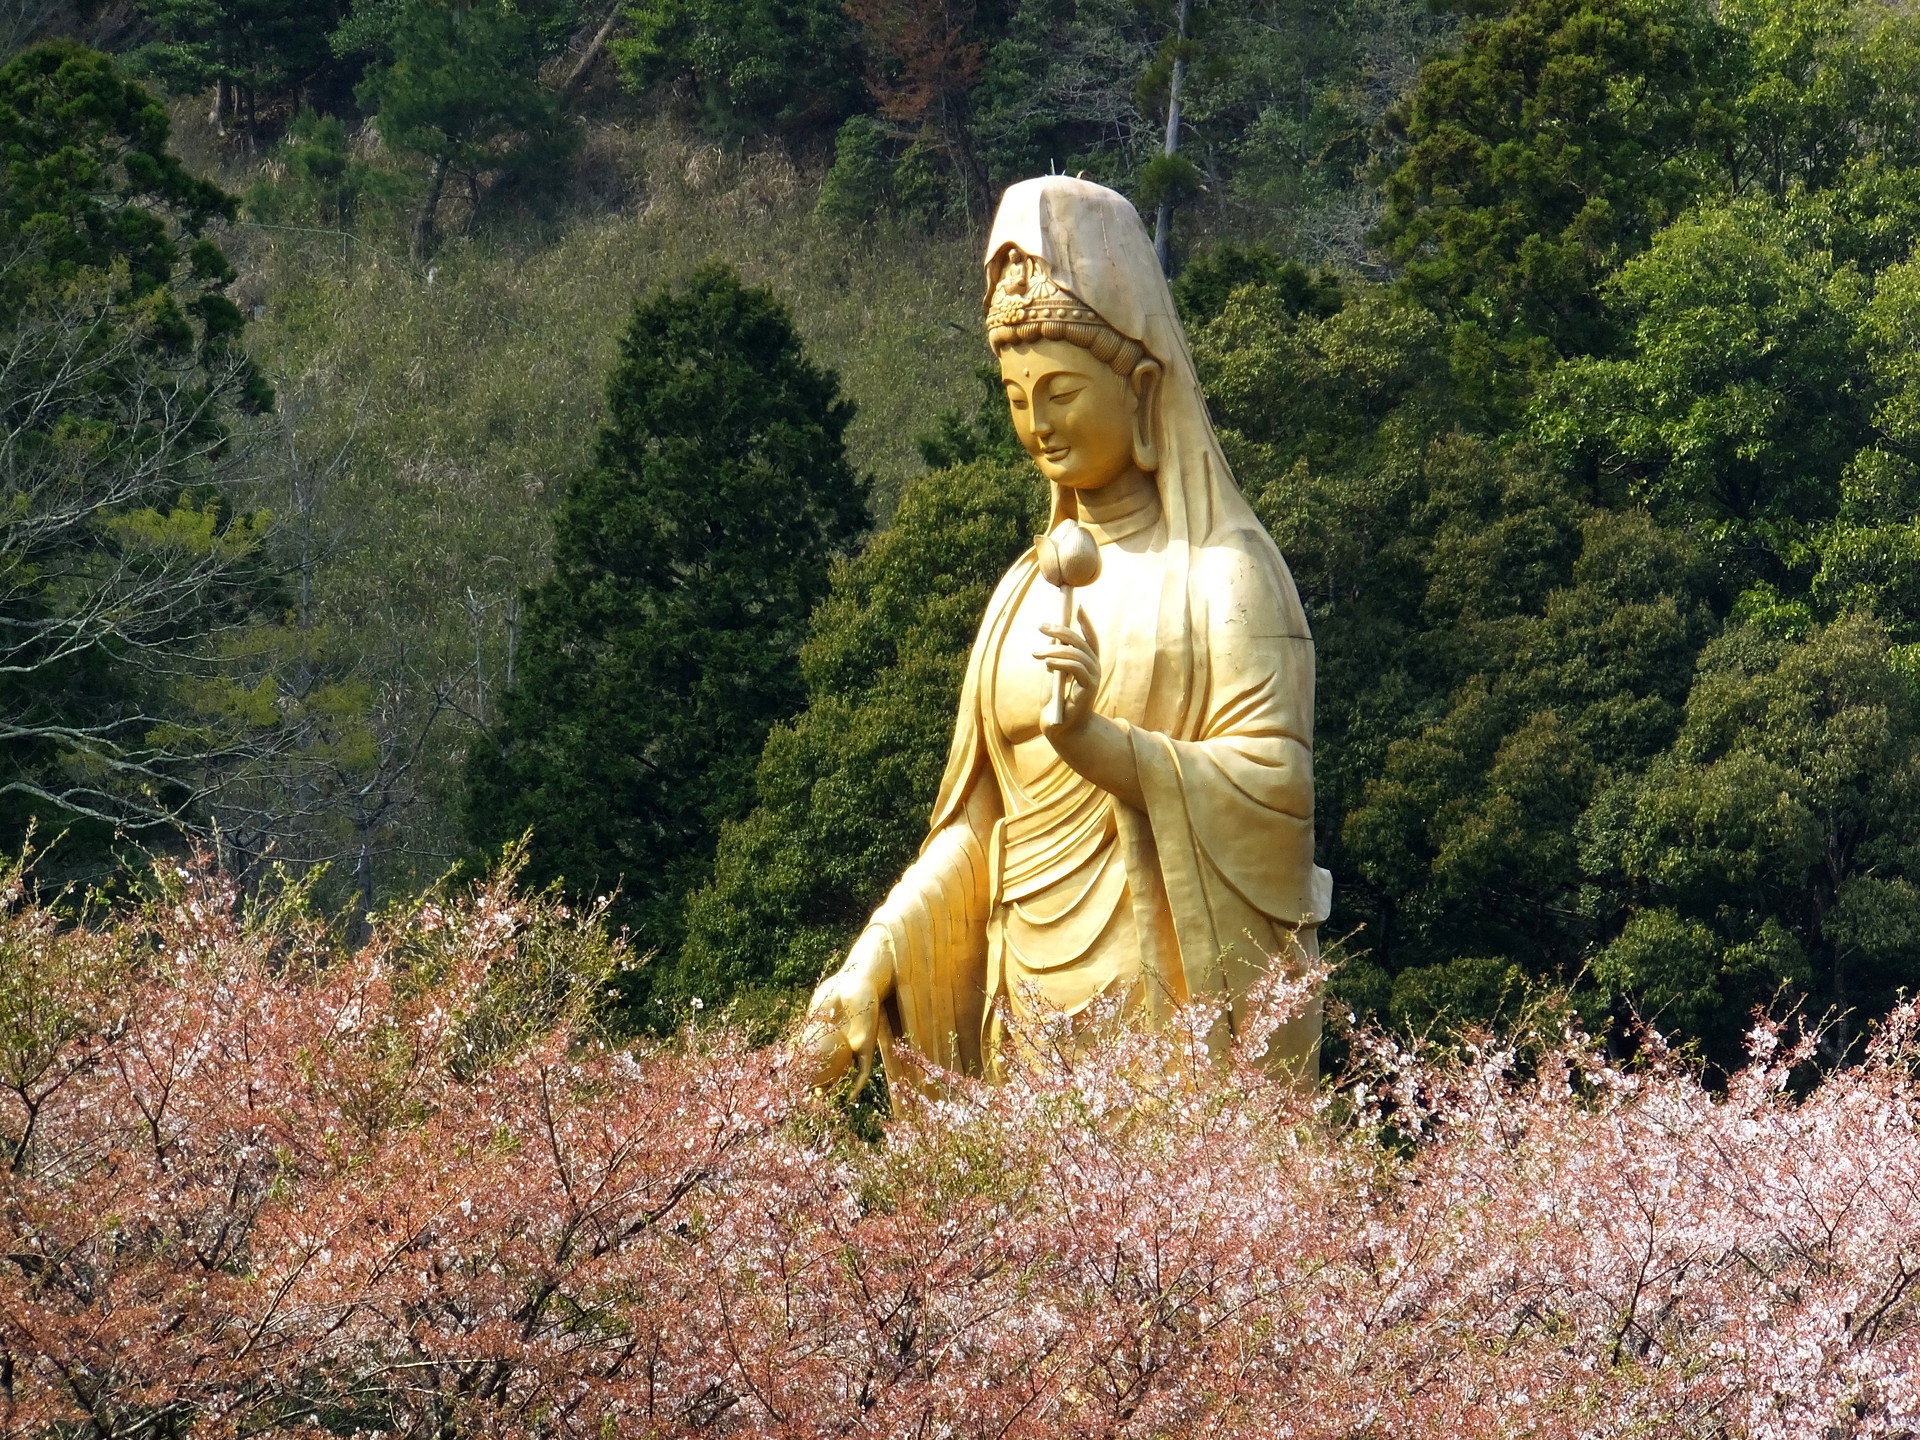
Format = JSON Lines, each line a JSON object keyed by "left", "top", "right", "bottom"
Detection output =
{"left": 1038, "top": 609, "right": 1100, "bottom": 735}
{"left": 796, "top": 928, "right": 889, "bottom": 1094}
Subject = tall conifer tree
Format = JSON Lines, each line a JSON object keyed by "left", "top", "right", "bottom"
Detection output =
{"left": 465, "top": 263, "right": 867, "bottom": 995}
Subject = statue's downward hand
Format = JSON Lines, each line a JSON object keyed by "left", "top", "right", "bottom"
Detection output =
{"left": 797, "top": 1010, "right": 855, "bottom": 1090}
{"left": 797, "top": 944, "right": 883, "bottom": 1094}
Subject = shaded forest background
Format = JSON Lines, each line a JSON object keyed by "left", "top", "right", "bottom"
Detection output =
{"left": 12, "top": 0, "right": 1920, "bottom": 1070}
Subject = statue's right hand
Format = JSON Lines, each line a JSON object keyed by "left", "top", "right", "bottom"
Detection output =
{"left": 797, "top": 930, "right": 888, "bottom": 1093}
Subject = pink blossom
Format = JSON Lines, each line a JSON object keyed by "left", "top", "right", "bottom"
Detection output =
{"left": 2, "top": 856, "right": 1917, "bottom": 1438}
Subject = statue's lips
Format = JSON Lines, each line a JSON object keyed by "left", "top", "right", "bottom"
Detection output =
{"left": 1040, "top": 446, "right": 1071, "bottom": 463}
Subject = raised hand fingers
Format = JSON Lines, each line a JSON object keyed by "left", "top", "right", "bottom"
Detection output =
{"left": 1038, "top": 620, "right": 1097, "bottom": 656}
{"left": 1034, "top": 644, "right": 1096, "bottom": 690}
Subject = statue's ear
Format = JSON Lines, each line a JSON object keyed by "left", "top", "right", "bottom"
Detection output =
{"left": 1130, "top": 360, "right": 1163, "bottom": 472}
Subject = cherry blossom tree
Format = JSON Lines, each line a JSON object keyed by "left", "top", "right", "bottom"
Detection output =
{"left": 3, "top": 845, "right": 1919, "bottom": 1438}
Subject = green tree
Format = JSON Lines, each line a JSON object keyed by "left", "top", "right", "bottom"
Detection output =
{"left": 677, "top": 456, "right": 1043, "bottom": 1026}
{"left": 1535, "top": 198, "right": 1871, "bottom": 590}
{"left": 132, "top": 0, "right": 353, "bottom": 132}
{"left": 967, "top": 0, "right": 1434, "bottom": 243}
{"left": 815, "top": 114, "right": 893, "bottom": 224}
{"left": 614, "top": 0, "right": 861, "bottom": 137}
{"left": 0, "top": 43, "right": 279, "bottom": 858}
{"left": 1172, "top": 244, "right": 1342, "bottom": 327}
{"left": 1335, "top": 471, "right": 1709, "bottom": 1005}
{"left": 245, "top": 109, "right": 395, "bottom": 227}
{"left": 970, "top": 0, "right": 1190, "bottom": 198}
{"left": 1192, "top": 277, "right": 1711, "bottom": 1037}
{"left": 1204, "top": 0, "right": 1455, "bottom": 228}
{"left": 1378, "top": 0, "right": 1716, "bottom": 401}
{"left": 1716, "top": 0, "right": 1920, "bottom": 199}
{"left": 464, "top": 263, "right": 868, "bottom": 993}
{"left": 356, "top": 0, "right": 576, "bottom": 260}
{"left": 1806, "top": 244, "right": 1920, "bottom": 632}
{"left": 0, "top": 41, "right": 238, "bottom": 295}
{"left": 1583, "top": 617, "right": 1920, "bottom": 1069}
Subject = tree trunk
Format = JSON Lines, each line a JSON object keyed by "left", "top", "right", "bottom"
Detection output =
{"left": 354, "top": 840, "right": 375, "bottom": 947}
{"left": 938, "top": 91, "right": 990, "bottom": 231}
{"left": 559, "top": 0, "right": 625, "bottom": 99}
{"left": 1152, "top": 0, "right": 1194, "bottom": 274}
{"left": 208, "top": 77, "right": 228, "bottom": 137}
{"left": 413, "top": 156, "right": 451, "bottom": 264}
{"left": 505, "top": 596, "right": 519, "bottom": 692}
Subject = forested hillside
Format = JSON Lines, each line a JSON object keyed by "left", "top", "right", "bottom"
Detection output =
{"left": 11, "top": 0, "right": 1920, "bottom": 1066}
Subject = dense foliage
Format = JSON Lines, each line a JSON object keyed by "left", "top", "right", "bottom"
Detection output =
{"left": 85, "top": 0, "right": 1449, "bottom": 260}
{"left": 464, "top": 263, "right": 867, "bottom": 984}
{"left": 20, "top": 0, "right": 1920, "bottom": 1063}
{"left": 678, "top": 454, "right": 1042, "bottom": 1024}
{"left": 132, "top": 0, "right": 353, "bottom": 122}
{"left": 0, "top": 41, "right": 276, "bottom": 861}
{"left": 615, "top": 0, "right": 862, "bottom": 137}
{"left": 356, "top": 0, "right": 578, "bottom": 259}
{"left": 7, "top": 852, "right": 1920, "bottom": 1437}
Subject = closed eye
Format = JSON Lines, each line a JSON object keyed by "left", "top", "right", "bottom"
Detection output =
{"left": 1048, "top": 386, "right": 1085, "bottom": 404}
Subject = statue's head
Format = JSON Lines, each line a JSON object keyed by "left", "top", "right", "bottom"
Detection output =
{"left": 984, "top": 175, "right": 1261, "bottom": 542}
{"left": 987, "top": 243, "right": 1163, "bottom": 492}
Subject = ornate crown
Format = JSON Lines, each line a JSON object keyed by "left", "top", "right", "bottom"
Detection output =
{"left": 986, "top": 247, "right": 1146, "bottom": 374}
{"left": 986, "top": 250, "right": 1103, "bottom": 331}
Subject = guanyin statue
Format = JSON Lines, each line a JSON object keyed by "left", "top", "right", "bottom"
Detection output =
{"left": 802, "top": 175, "right": 1331, "bottom": 1094}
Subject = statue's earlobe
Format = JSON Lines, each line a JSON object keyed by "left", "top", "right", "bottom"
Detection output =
{"left": 1130, "top": 360, "right": 1163, "bottom": 472}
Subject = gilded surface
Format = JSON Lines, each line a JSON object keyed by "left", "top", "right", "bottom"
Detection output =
{"left": 803, "top": 176, "right": 1332, "bottom": 1094}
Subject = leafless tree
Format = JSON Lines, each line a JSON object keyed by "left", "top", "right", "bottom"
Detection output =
{"left": 195, "top": 390, "right": 478, "bottom": 924}
{"left": 0, "top": 263, "right": 284, "bottom": 838}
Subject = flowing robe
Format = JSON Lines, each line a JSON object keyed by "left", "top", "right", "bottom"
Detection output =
{"left": 857, "top": 476, "right": 1331, "bottom": 1091}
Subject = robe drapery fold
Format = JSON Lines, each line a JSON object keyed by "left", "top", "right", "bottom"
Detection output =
{"left": 862, "top": 176, "right": 1332, "bottom": 1093}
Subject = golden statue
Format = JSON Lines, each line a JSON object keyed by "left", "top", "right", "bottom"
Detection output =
{"left": 803, "top": 176, "right": 1331, "bottom": 1093}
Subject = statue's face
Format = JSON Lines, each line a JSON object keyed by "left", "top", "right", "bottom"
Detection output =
{"left": 998, "top": 338, "right": 1138, "bottom": 491}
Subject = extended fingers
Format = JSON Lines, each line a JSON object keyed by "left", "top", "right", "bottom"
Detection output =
{"left": 850, "top": 1043, "right": 877, "bottom": 1100}
{"left": 1036, "top": 625, "right": 1099, "bottom": 677}
{"left": 1035, "top": 647, "right": 1096, "bottom": 687}
{"left": 1038, "top": 621, "right": 1096, "bottom": 654}
{"left": 798, "top": 1011, "right": 855, "bottom": 1089}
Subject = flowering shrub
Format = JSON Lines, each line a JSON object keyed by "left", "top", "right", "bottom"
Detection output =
{"left": 4, "top": 854, "right": 1920, "bottom": 1439}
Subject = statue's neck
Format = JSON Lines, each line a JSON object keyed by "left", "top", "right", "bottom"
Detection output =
{"left": 1075, "top": 467, "right": 1160, "bottom": 544}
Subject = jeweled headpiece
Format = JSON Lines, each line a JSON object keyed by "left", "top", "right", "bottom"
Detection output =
{"left": 986, "top": 246, "right": 1146, "bottom": 376}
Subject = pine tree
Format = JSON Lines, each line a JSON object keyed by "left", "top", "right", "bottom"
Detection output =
{"left": 132, "top": 0, "right": 353, "bottom": 130}
{"left": 355, "top": 0, "right": 575, "bottom": 260}
{"left": 464, "top": 263, "right": 868, "bottom": 999}
{"left": 614, "top": 0, "right": 862, "bottom": 138}
{"left": 0, "top": 42, "right": 280, "bottom": 862}
{"left": 1377, "top": 0, "right": 1716, "bottom": 406}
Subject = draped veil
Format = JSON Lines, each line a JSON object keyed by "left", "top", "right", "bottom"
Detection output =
{"left": 865, "top": 176, "right": 1332, "bottom": 1090}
